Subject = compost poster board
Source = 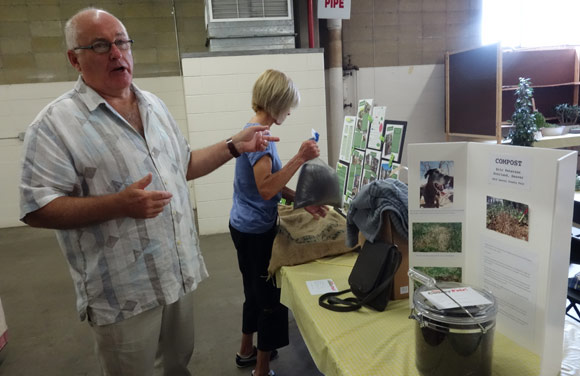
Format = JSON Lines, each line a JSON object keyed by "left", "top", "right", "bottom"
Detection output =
{"left": 407, "top": 142, "right": 577, "bottom": 376}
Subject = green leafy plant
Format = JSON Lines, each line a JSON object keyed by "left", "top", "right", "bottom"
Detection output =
{"left": 510, "top": 77, "right": 537, "bottom": 146}
{"left": 534, "top": 111, "right": 557, "bottom": 129}
{"left": 534, "top": 111, "right": 547, "bottom": 128}
{"left": 555, "top": 103, "right": 580, "bottom": 125}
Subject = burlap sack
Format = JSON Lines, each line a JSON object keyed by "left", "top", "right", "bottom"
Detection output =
{"left": 268, "top": 205, "right": 357, "bottom": 276}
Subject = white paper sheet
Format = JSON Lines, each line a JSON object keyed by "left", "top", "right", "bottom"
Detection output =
{"left": 488, "top": 153, "right": 531, "bottom": 190}
{"left": 421, "top": 286, "right": 493, "bottom": 310}
{"left": 306, "top": 279, "right": 338, "bottom": 295}
{"left": 367, "top": 106, "right": 386, "bottom": 150}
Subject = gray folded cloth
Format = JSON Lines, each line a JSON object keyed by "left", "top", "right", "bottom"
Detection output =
{"left": 346, "top": 179, "right": 408, "bottom": 247}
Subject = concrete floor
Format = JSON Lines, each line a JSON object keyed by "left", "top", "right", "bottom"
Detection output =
{"left": 0, "top": 226, "right": 322, "bottom": 376}
{"left": 1, "top": 226, "right": 579, "bottom": 376}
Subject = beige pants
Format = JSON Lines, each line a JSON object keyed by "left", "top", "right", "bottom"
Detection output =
{"left": 90, "top": 293, "right": 195, "bottom": 376}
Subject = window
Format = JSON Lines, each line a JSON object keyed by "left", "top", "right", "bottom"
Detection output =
{"left": 482, "top": 0, "right": 580, "bottom": 48}
{"left": 208, "top": 0, "right": 291, "bottom": 22}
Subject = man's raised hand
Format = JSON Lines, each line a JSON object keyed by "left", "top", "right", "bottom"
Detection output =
{"left": 233, "top": 125, "right": 280, "bottom": 154}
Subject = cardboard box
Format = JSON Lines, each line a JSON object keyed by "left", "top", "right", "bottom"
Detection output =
{"left": 357, "top": 213, "right": 409, "bottom": 301}
{"left": 378, "top": 214, "right": 409, "bottom": 301}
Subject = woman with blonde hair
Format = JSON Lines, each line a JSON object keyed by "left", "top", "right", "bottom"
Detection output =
{"left": 229, "top": 69, "right": 328, "bottom": 376}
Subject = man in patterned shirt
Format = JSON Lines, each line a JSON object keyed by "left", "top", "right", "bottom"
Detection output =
{"left": 19, "top": 7, "right": 277, "bottom": 376}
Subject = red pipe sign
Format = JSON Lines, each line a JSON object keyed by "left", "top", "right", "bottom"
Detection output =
{"left": 318, "top": 0, "right": 351, "bottom": 19}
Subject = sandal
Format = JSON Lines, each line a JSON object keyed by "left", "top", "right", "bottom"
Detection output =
{"left": 236, "top": 346, "right": 278, "bottom": 368}
{"left": 251, "top": 370, "right": 276, "bottom": 376}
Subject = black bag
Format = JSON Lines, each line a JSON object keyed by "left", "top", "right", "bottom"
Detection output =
{"left": 319, "top": 240, "right": 402, "bottom": 312}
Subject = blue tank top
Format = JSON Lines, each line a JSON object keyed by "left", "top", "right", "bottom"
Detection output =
{"left": 229, "top": 124, "right": 282, "bottom": 234}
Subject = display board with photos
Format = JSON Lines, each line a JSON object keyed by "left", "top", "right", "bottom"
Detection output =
{"left": 337, "top": 99, "right": 407, "bottom": 211}
{"left": 407, "top": 142, "right": 577, "bottom": 376}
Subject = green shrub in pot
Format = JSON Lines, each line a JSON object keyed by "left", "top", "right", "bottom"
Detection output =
{"left": 555, "top": 103, "right": 580, "bottom": 125}
{"left": 534, "top": 112, "right": 548, "bottom": 129}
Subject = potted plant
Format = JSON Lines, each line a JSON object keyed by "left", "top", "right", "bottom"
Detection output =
{"left": 555, "top": 103, "right": 580, "bottom": 126}
{"left": 535, "top": 111, "right": 564, "bottom": 136}
{"left": 509, "top": 77, "right": 537, "bottom": 146}
{"left": 553, "top": 103, "right": 580, "bottom": 134}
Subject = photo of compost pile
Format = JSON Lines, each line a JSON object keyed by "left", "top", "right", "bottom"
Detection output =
{"left": 486, "top": 196, "right": 529, "bottom": 241}
{"left": 412, "top": 222, "right": 462, "bottom": 253}
{"left": 413, "top": 266, "right": 462, "bottom": 285}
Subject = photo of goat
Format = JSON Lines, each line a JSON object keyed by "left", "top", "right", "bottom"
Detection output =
{"left": 362, "top": 169, "right": 377, "bottom": 186}
{"left": 383, "top": 132, "right": 393, "bottom": 156}
{"left": 379, "top": 161, "right": 400, "bottom": 180}
{"left": 357, "top": 100, "right": 372, "bottom": 123}
{"left": 364, "top": 150, "right": 380, "bottom": 172}
{"left": 419, "top": 161, "right": 454, "bottom": 208}
{"left": 346, "top": 149, "right": 365, "bottom": 199}
{"left": 353, "top": 99, "right": 373, "bottom": 149}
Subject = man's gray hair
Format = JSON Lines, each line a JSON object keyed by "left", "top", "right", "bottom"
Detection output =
{"left": 64, "top": 7, "right": 127, "bottom": 50}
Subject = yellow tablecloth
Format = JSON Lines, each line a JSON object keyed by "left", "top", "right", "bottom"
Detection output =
{"left": 278, "top": 252, "right": 541, "bottom": 376}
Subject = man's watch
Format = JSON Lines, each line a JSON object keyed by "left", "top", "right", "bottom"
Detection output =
{"left": 226, "top": 137, "right": 241, "bottom": 158}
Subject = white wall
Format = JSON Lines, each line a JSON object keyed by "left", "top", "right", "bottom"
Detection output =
{"left": 0, "top": 76, "right": 187, "bottom": 228}
{"left": 349, "top": 65, "right": 447, "bottom": 168}
{"left": 182, "top": 51, "right": 327, "bottom": 235}
{"left": 0, "top": 63, "right": 447, "bottom": 233}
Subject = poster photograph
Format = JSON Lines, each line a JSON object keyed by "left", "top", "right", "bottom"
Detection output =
{"left": 343, "top": 195, "right": 352, "bottom": 214}
{"left": 336, "top": 161, "right": 349, "bottom": 195}
{"left": 412, "top": 266, "right": 462, "bottom": 288}
{"left": 383, "top": 131, "right": 393, "bottom": 157}
{"left": 379, "top": 160, "right": 400, "bottom": 180}
{"left": 362, "top": 169, "right": 377, "bottom": 187}
{"left": 419, "top": 160, "right": 454, "bottom": 208}
{"left": 360, "top": 150, "right": 380, "bottom": 187}
{"left": 486, "top": 196, "right": 529, "bottom": 241}
{"left": 382, "top": 120, "right": 407, "bottom": 163}
{"left": 353, "top": 99, "right": 373, "bottom": 150}
{"left": 363, "top": 150, "right": 381, "bottom": 174}
{"left": 412, "top": 222, "right": 462, "bottom": 253}
{"left": 339, "top": 116, "right": 356, "bottom": 162}
{"left": 346, "top": 149, "right": 365, "bottom": 199}
{"left": 367, "top": 106, "right": 386, "bottom": 151}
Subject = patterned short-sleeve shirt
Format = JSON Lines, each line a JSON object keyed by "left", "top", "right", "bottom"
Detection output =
{"left": 19, "top": 77, "right": 208, "bottom": 326}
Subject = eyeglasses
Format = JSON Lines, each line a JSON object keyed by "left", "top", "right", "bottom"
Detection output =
{"left": 73, "top": 39, "right": 134, "bottom": 54}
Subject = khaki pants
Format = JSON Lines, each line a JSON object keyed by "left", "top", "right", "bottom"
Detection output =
{"left": 90, "top": 293, "right": 194, "bottom": 376}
